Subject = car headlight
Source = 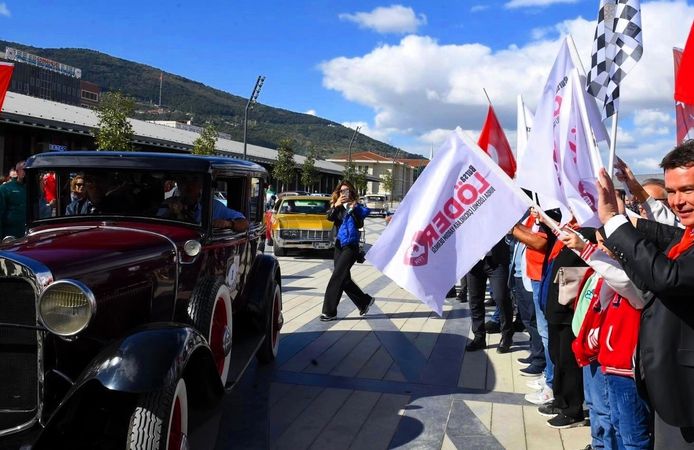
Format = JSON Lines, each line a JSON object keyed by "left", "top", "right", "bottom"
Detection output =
{"left": 39, "top": 280, "right": 96, "bottom": 336}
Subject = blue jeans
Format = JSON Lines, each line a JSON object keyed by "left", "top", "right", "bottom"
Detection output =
{"left": 532, "top": 280, "right": 553, "bottom": 388}
{"left": 584, "top": 363, "right": 618, "bottom": 449}
{"left": 606, "top": 374, "right": 651, "bottom": 450}
{"left": 513, "top": 277, "right": 544, "bottom": 369}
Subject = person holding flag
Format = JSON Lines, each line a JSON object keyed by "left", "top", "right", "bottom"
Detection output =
{"left": 598, "top": 140, "right": 694, "bottom": 448}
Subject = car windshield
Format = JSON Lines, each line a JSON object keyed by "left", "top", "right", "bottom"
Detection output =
{"left": 278, "top": 198, "right": 330, "bottom": 214}
{"left": 30, "top": 168, "right": 210, "bottom": 226}
{"left": 366, "top": 196, "right": 386, "bottom": 202}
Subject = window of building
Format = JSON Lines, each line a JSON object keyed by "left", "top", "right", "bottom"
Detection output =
{"left": 81, "top": 90, "right": 98, "bottom": 101}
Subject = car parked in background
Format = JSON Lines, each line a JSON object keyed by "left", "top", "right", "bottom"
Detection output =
{"left": 0, "top": 151, "right": 283, "bottom": 449}
{"left": 361, "top": 194, "right": 388, "bottom": 216}
{"left": 269, "top": 195, "right": 334, "bottom": 256}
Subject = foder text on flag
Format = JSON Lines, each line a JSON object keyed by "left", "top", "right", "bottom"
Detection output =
{"left": 365, "top": 128, "right": 531, "bottom": 315}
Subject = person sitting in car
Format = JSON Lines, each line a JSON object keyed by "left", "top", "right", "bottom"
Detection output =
{"left": 158, "top": 175, "right": 248, "bottom": 232}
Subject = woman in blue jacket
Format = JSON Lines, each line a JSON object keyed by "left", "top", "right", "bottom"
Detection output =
{"left": 320, "top": 181, "right": 374, "bottom": 321}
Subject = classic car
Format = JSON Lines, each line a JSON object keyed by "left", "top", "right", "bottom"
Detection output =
{"left": 361, "top": 194, "right": 388, "bottom": 216}
{"left": 0, "top": 151, "right": 283, "bottom": 449}
{"left": 269, "top": 195, "right": 334, "bottom": 256}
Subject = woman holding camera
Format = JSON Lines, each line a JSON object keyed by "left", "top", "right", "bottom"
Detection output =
{"left": 320, "top": 181, "right": 374, "bottom": 321}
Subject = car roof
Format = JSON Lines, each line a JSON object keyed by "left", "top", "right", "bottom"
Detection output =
{"left": 25, "top": 151, "right": 268, "bottom": 177}
{"left": 278, "top": 195, "right": 330, "bottom": 201}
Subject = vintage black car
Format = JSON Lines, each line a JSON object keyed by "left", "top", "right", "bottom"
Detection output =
{"left": 0, "top": 152, "right": 283, "bottom": 449}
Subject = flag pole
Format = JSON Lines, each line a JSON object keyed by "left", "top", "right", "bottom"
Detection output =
{"left": 482, "top": 88, "right": 492, "bottom": 106}
{"left": 607, "top": 111, "right": 618, "bottom": 176}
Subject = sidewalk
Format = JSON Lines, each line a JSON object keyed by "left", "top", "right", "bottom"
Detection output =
{"left": 215, "top": 218, "right": 590, "bottom": 449}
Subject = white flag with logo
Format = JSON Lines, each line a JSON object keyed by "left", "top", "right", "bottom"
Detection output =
{"left": 516, "top": 36, "right": 608, "bottom": 223}
{"left": 366, "top": 128, "right": 531, "bottom": 315}
{"left": 557, "top": 69, "right": 605, "bottom": 227}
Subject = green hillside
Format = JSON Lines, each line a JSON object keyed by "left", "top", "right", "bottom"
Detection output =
{"left": 1, "top": 40, "right": 421, "bottom": 159}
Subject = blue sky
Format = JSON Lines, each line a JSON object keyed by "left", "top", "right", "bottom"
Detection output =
{"left": 1, "top": 1, "right": 693, "bottom": 172}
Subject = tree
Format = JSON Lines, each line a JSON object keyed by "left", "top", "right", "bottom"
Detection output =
{"left": 342, "top": 162, "right": 357, "bottom": 184}
{"left": 300, "top": 146, "right": 320, "bottom": 191}
{"left": 273, "top": 139, "right": 296, "bottom": 191}
{"left": 94, "top": 91, "right": 135, "bottom": 151}
{"left": 354, "top": 167, "right": 368, "bottom": 194}
{"left": 192, "top": 123, "right": 218, "bottom": 155}
{"left": 381, "top": 171, "right": 393, "bottom": 196}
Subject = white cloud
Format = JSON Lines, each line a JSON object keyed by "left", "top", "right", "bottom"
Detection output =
{"left": 633, "top": 109, "right": 673, "bottom": 138}
{"left": 321, "top": 1, "right": 694, "bottom": 172}
{"left": 305, "top": 109, "right": 317, "bottom": 116}
{"left": 339, "top": 5, "right": 427, "bottom": 34}
{"left": 505, "top": 0, "right": 579, "bottom": 9}
{"left": 470, "top": 5, "right": 489, "bottom": 13}
{"left": 0, "top": 3, "right": 10, "bottom": 17}
{"left": 340, "top": 121, "right": 394, "bottom": 143}
{"left": 634, "top": 157, "right": 662, "bottom": 171}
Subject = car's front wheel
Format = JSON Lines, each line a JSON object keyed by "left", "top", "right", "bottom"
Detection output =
{"left": 127, "top": 378, "right": 189, "bottom": 450}
{"left": 274, "top": 244, "right": 286, "bottom": 257}
{"left": 189, "top": 279, "right": 233, "bottom": 384}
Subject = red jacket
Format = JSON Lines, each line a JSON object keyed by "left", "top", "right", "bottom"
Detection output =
{"left": 572, "top": 277, "right": 605, "bottom": 367}
{"left": 598, "top": 292, "right": 641, "bottom": 377}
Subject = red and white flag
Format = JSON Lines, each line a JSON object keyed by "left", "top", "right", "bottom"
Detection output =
{"left": 0, "top": 62, "right": 14, "bottom": 111}
{"left": 366, "top": 128, "right": 531, "bottom": 315}
{"left": 675, "top": 21, "right": 694, "bottom": 105}
{"left": 674, "top": 48, "right": 694, "bottom": 144}
{"left": 478, "top": 105, "right": 516, "bottom": 178}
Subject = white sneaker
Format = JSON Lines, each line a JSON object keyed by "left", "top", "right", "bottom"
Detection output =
{"left": 524, "top": 386, "right": 554, "bottom": 405}
{"left": 526, "top": 375, "right": 546, "bottom": 390}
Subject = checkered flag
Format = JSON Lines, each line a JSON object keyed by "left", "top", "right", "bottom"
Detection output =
{"left": 586, "top": 0, "right": 643, "bottom": 119}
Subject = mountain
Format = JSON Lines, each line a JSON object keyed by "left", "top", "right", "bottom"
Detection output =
{"left": 0, "top": 40, "right": 423, "bottom": 159}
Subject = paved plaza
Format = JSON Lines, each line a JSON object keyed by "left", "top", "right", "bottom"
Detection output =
{"left": 201, "top": 217, "right": 590, "bottom": 449}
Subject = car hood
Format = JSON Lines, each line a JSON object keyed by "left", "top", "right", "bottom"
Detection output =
{"left": 1, "top": 222, "right": 199, "bottom": 279}
{"left": 274, "top": 215, "right": 333, "bottom": 231}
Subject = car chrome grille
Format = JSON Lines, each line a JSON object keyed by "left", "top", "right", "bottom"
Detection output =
{"left": 0, "top": 278, "right": 38, "bottom": 425}
{"left": 281, "top": 229, "right": 333, "bottom": 241}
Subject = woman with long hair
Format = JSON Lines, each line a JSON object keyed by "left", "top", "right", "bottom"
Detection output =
{"left": 320, "top": 180, "right": 374, "bottom": 321}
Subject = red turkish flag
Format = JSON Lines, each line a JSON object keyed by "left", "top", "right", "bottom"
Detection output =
{"left": 674, "top": 48, "right": 694, "bottom": 144}
{"left": 0, "top": 62, "right": 13, "bottom": 111}
{"left": 478, "top": 105, "right": 516, "bottom": 178}
{"left": 675, "top": 22, "right": 694, "bottom": 104}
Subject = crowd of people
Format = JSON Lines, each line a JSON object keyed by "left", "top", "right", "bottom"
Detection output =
{"left": 451, "top": 139, "right": 694, "bottom": 449}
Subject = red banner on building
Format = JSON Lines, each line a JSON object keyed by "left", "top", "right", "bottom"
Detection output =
{"left": 0, "top": 62, "right": 14, "bottom": 111}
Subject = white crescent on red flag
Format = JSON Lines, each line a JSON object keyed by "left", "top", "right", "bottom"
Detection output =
{"left": 477, "top": 105, "right": 516, "bottom": 178}
{"left": 0, "top": 63, "right": 14, "bottom": 112}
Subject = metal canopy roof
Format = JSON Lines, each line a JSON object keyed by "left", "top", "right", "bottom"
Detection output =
{"left": 0, "top": 92, "right": 349, "bottom": 176}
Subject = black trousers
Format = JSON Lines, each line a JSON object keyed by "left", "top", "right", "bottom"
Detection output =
{"left": 322, "top": 243, "right": 371, "bottom": 316}
{"left": 548, "top": 322, "right": 584, "bottom": 419}
{"left": 467, "top": 257, "right": 513, "bottom": 343}
{"left": 512, "top": 277, "right": 545, "bottom": 369}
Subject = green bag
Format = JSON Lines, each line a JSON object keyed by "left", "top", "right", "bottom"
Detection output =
{"left": 571, "top": 272, "right": 600, "bottom": 337}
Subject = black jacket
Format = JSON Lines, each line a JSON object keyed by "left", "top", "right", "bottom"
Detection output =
{"left": 605, "top": 219, "right": 694, "bottom": 427}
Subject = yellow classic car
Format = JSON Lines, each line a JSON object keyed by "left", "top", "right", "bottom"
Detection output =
{"left": 270, "top": 196, "right": 335, "bottom": 256}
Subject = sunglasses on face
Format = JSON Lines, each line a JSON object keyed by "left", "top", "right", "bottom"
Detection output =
{"left": 75, "top": 183, "right": 84, "bottom": 187}
{"left": 340, "top": 189, "right": 350, "bottom": 194}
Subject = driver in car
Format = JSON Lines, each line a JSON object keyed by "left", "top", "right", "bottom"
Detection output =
{"left": 158, "top": 175, "right": 248, "bottom": 232}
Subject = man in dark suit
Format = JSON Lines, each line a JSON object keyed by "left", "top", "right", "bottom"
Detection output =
{"left": 597, "top": 140, "right": 694, "bottom": 448}
{"left": 465, "top": 238, "right": 514, "bottom": 353}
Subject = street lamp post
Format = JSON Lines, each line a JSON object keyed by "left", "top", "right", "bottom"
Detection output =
{"left": 243, "top": 75, "right": 266, "bottom": 160}
{"left": 347, "top": 125, "right": 361, "bottom": 166}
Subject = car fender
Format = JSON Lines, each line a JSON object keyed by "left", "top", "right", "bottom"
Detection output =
{"left": 76, "top": 323, "right": 220, "bottom": 394}
{"left": 242, "top": 254, "right": 281, "bottom": 326}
